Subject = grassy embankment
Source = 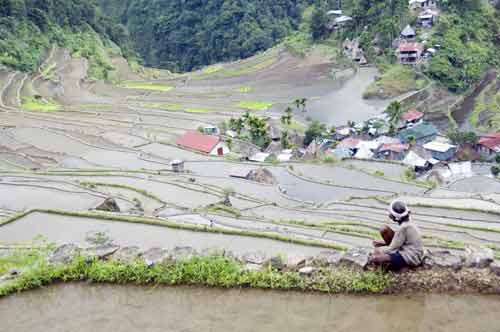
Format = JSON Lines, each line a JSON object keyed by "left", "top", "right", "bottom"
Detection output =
{"left": 0, "top": 246, "right": 392, "bottom": 297}
{"left": 120, "top": 81, "right": 174, "bottom": 92}
{"left": 236, "top": 101, "right": 274, "bottom": 111}
{"left": 21, "top": 97, "right": 61, "bottom": 112}
{"left": 141, "top": 102, "right": 218, "bottom": 113}
{"left": 469, "top": 76, "right": 500, "bottom": 131}
{"left": 363, "top": 65, "right": 427, "bottom": 99}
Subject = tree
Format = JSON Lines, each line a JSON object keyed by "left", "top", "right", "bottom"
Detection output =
{"left": 406, "top": 135, "right": 416, "bottom": 146}
{"left": 293, "top": 99, "right": 301, "bottom": 110}
{"left": 384, "top": 101, "right": 403, "bottom": 125}
{"left": 304, "top": 121, "right": 326, "bottom": 146}
{"left": 281, "top": 130, "right": 291, "bottom": 149}
{"left": 229, "top": 117, "right": 244, "bottom": 135}
{"left": 300, "top": 98, "right": 307, "bottom": 112}
{"left": 491, "top": 165, "right": 500, "bottom": 177}
{"left": 495, "top": 155, "right": 500, "bottom": 164}
{"left": 281, "top": 107, "right": 293, "bottom": 125}
{"left": 311, "top": 2, "right": 329, "bottom": 40}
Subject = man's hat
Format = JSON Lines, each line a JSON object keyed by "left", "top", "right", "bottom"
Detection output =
{"left": 389, "top": 200, "right": 409, "bottom": 221}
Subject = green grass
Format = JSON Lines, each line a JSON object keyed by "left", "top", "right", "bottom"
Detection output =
{"left": 236, "top": 101, "right": 273, "bottom": 111}
{"left": 141, "top": 102, "right": 217, "bottom": 113}
{"left": 363, "top": 65, "right": 427, "bottom": 99}
{"left": 0, "top": 248, "right": 393, "bottom": 297}
{"left": 120, "top": 81, "right": 174, "bottom": 92}
{"left": 21, "top": 97, "right": 61, "bottom": 112}
{"left": 238, "top": 86, "right": 253, "bottom": 93}
{"left": 203, "top": 65, "right": 222, "bottom": 74}
{"left": 283, "top": 121, "right": 306, "bottom": 133}
{"left": 40, "top": 63, "right": 57, "bottom": 82}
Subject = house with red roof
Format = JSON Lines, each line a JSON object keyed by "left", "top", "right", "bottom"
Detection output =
{"left": 401, "top": 109, "right": 424, "bottom": 125}
{"left": 375, "top": 143, "right": 410, "bottom": 161}
{"left": 397, "top": 42, "right": 424, "bottom": 64}
{"left": 476, "top": 133, "right": 500, "bottom": 160}
{"left": 176, "top": 131, "right": 229, "bottom": 156}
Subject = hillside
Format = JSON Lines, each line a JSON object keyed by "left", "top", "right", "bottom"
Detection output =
{"left": 0, "top": 0, "right": 131, "bottom": 80}
{"left": 98, "top": 0, "right": 312, "bottom": 72}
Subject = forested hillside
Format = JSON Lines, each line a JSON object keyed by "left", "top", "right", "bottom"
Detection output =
{"left": 98, "top": 0, "right": 311, "bottom": 72}
{"left": 0, "top": 0, "right": 131, "bottom": 79}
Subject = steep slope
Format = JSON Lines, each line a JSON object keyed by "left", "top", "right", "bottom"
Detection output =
{"left": 0, "top": 0, "right": 131, "bottom": 80}
{"left": 98, "top": 0, "right": 311, "bottom": 72}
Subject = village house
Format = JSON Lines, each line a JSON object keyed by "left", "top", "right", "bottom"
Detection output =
{"left": 398, "top": 123, "right": 438, "bottom": 145}
{"left": 409, "top": 0, "right": 437, "bottom": 11}
{"left": 417, "top": 9, "right": 438, "bottom": 27}
{"left": 343, "top": 39, "right": 367, "bottom": 65}
{"left": 404, "top": 151, "right": 432, "bottom": 172}
{"left": 476, "top": 134, "right": 500, "bottom": 160}
{"left": 170, "top": 159, "right": 185, "bottom": 173}
{"left": 339, "top": 137, "right": 361, "bottom": 154}
{"left": 400, "top": 108, "right": 424, "bottom": 128}
{"left": 176, "top": 131, "right": 229, "bottom": 156}
{"left": 375, "top": 143, "right": 410, "bottom": 161}
{"left": 397, "top": 42, "right": 424, "bottom": 64}
{"left": 202, "top": 125, "right": 219, "bottom": 135}
{"left": 400, "top": 25, "right": 416, "bottom": 40}
{"left": 423, "top": 141, "right": 457, "bottom": 161}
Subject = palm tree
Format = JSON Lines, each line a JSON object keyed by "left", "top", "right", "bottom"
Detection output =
{"left": 294, "top": 99, "right": 301, "bottom": 110}
{"left": 384, "top": 101, "right": 403, "bottom": 125}
{"left": 300, "top": 98, "right": 307, "bottom": 112}
{"left": 281, "top": 106, "right": 293, "bottom": 125}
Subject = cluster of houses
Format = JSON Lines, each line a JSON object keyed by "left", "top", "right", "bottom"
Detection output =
{"left": 341, "top": 0, "right": 441, "bottom": 65}
{"left": 172, "top": 110, "right": 500, "bottom": 181}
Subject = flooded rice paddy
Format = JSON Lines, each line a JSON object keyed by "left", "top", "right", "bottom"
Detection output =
{"left": 2, "top": 45, "right": 500, "bottom": 262}
{"left": 1, "top": 283, "right": 499, "bottom": 332}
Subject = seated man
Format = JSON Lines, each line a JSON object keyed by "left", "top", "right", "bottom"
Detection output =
{"left": 371, "top": 200, "right": 424, "bottom": 270}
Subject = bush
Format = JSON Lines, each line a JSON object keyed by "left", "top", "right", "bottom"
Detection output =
{"left": 491, "top": 165, "right": 500, "bottom": 177}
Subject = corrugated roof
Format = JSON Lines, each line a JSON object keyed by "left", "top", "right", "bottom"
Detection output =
{"left": 478, "top": 133, "right": 500, "bottom": 152}
{"left": 401, "top": 25, "right": 416, "bottom": 37}
{"left": 176, "top": 131, "right": 220, "bottom": 153}
{"left": 423, "top": 141, "right": 456, "bottom": 153}
{"left": 398, "top": 42, "right": 424, "bottom": 52}
{"left": 401, "top": 109, "right": 424, "bottom": 122}
{"left": 398, "top": 123, "right": 438, "bottom": 141}
{"left": 379, "top": 143, "right": 409, "bottom": 153}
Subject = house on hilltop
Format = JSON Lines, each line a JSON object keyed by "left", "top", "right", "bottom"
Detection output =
{"left": 176, "top": 131, "right": 229, "bottom": 156}
{"left": 397, "top": 42, "right": 424, "bottom": 64}
{"left": 401, "top": 25, "right": 416, "bottom": 40}
{"left": 409, "top": 0, "right": 437, "bottom": 11}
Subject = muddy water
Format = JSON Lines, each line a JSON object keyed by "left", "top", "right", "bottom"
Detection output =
{"left": 308, "top": 67, "right": 391, "bottom": 126}
{"left": 1, "top": 284, "right": 499, "bottom": 332}
{"left": 0, "top": 212, "right": 325, "bottom": 256}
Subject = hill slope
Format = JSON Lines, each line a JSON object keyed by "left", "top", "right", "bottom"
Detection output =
{"left": 98, "top": 0, "right": 311, "bottom": 72}
{"left": 0, "top": 0, "right": 131, "bottom": 80}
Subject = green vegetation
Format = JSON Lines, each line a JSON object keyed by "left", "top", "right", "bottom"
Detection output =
{"left": 142, "top": 103, "right": 218, "bottom": 114}
{"left": 21, "top": 97, "right": 61, "bottom": 112}
{"left": 236, "top": 101, "right": 273, "bottom": 111}
{"left": 0, "top": 247, "right": 393, "bottom": 297}
{"left": 304, "top": 121, "right": 327, "bottom": 146}
{"left": 426, "top": 4, "right": 500, "bottom": 92}
{"left": 363, "top": 65, "right": 426, "bottom": 99}
{"left": 0, "top": 0, "right": 131, "bottom": 76}
{"left": 120, "top": 81, "right": 174, "bottom": 92}
{"left": 99, "top": 0, "right": 310, "bottom": 72}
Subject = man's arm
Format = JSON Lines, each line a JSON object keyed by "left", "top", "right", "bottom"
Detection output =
{"left": 382, "top": 227, "right": 406, "bottom": 253}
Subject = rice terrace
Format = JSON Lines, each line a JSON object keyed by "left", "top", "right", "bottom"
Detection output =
{"left": 1, "top": 0, "right": 500, "bottom": 331}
